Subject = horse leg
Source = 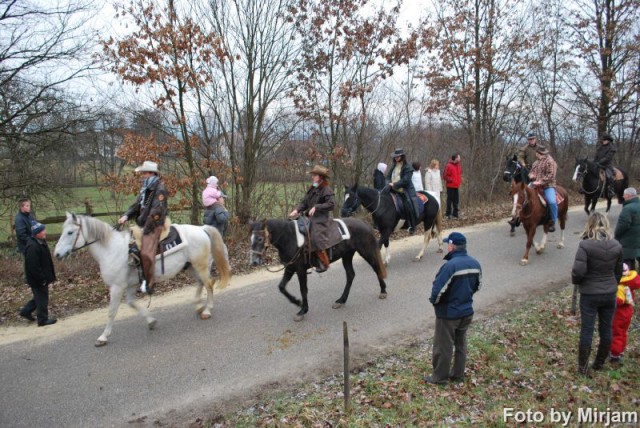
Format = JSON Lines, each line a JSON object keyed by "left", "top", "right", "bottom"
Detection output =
{"left": 357, "top": 246, "right": 388, "bottom": 299}
{"left": 535, "top": 230, "right": 548, "bottom": 254}
{"left": 333, "top": 252, "right": 355, "bottom": 309}
{"left": 584, "top": 197, "right": 590, "bottom": 215}
{"left": 294, "top": 269, "right": 309, "bottom": 322}
{"left": 96, "top": 285, "right": 126, "bottom": 347}
{"left": 124, "top": 284, "right": 156, "bottom": 329}
{"left": 606, "top": 196, "right": 612, "bottom": 213}
{"left": 379, "top": 230, "right": 392, "bottom": 264}
{"left": 190, "top": 262, "right": 214, "bottom": 320}
{"left": 415, "top": 230, "right": 430, "bottom": 260}
{"left": 557, "top": 206, "right": 567, "bottom": 249}
{"left": 520, "top": 229, "right": 534, "bottom": 265}
{"left": 278, "top": 267, "right": 302, "bottom": 307}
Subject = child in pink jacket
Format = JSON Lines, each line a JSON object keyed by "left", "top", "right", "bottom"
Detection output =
{"left": 202, "top": 176, "right": 222, "bottom": 208}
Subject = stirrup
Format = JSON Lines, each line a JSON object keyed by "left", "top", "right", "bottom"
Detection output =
{"left": 128, "top": 252, "right": 141, "bottom": 267}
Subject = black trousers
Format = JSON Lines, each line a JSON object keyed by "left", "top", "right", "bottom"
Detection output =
{"left": 446, "top": 187, "right": 459, "bottom": 217}
{"left": 21, "top": 283, "right": 49, "bottom": 323}
{"left": 432, "top": 315, "right": 473, "bottom": 382}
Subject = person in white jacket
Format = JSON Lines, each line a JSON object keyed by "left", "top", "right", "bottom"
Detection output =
{"left": 424, "top": 159, "right": 443, "bottom": 206}
{"left": 411, "top": 161, "right": 424, "bottom": 192}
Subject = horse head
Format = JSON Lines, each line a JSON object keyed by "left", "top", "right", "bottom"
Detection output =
{"left": 249, "top": 220, "right": 269, "bottom": 266}
{"left": 54, "top": 212, "right": 82, "bottom": 259}
{"left": 573, "top": 157, "right": 596, "bottom": 182}
{"left": 503, "top": 154, "right": 525, "bottom": 183}
{"left": 341, "top": 184, "right": 361, "bottom": 217}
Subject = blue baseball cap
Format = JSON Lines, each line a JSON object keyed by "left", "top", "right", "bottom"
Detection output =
{"left": 31, "top": 222, "right": 45, "bottom": 236}
{"left": 443, "top": 232, "right": 466, "bottom": 245}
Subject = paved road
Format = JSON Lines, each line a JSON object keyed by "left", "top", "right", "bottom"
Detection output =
{"left": 0, "top": 204, "right": 622, "bottom": 427}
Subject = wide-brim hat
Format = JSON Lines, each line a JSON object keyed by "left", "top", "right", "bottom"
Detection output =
{"left": 307, "top": 165, "right": 329, "bottom": 178}
{"left": 527, "top": 132, "right": 536, "bottom": 139}
{"left": 134, "top": 161, "right": 159, "bottom": 173}
{"left": 535, "top": 145, "right": 549, "bottom": 155}
{"left": 391, "top": 148, "right": 405, "bottom": 158}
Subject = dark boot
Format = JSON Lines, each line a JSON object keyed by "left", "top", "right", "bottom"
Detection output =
{"left": 578, "top": 346, "right": 591, "bottom": 375}
{"left": 548, "top": 221, "right": 556, "bottom": 233}
{"left": 315, "top": 250, "right": 330, "bottom": 273}
{"left": 592, "top": 343, "right": 609, "bottom": 371}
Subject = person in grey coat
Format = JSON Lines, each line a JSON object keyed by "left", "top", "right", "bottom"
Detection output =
{"left": 614, "top": 187, "right": 640, "bottom": 269}
{"left": 571, "top": 212, "right": 623, "bottom": 375}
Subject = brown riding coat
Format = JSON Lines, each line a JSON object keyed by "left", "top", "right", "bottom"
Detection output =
{"left": 295, "top": 181, "right": 341, "bottom": 251}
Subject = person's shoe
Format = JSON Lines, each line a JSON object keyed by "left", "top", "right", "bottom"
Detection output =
{"left": 449, "top": 376, "right": 464, "bottom": 383}
{"left": 423, "top": 375, "right": 448, "bottom": 385}
{"left": 610, "top": 355, "right": 623, "bottom": 366}
{"left": 446, "top": 215, "right": 452, "bottom": 220}
{"left": 18, "top": 311, "right": 35, "bottom": 322}
{"left": 315, "top": 264, "right": 328, "bottom": 273}
{"left": 548, "top": 221, "right": 556, "bottom": 233}
{"left": 408, "top": 227, "right": 415, "bottom": 235}
{"left": 38, "top": 318, "right": 57, "bottom": 327}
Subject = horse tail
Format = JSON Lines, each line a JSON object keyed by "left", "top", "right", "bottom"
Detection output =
{"left": 374, "top": 245, "right": 387, "bottom": 279}
{"left": 204, "top": 226, "right": 231, "bottom": 289}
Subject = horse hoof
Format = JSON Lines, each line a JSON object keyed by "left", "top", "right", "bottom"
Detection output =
{"left": 95, "top": 340, "right": 107, "bottom": 347}
{"left": 332, "top": 302, "right": 344, "bottom": 309}
{"left": 536, "top": 249, "right": 543, "bottom": 255}
{"left": 148, "top": 319, "right": 157, "bottom": 330}
{"left": 195, "top": 305, "right": 205, "bottom": 314}
{"left": 200, "top": 313, "right": 211, "bottom": 320}
{"left": 293, "top": 314, "right": 304, "bottom": 322}
{"left": 414, "top": 256, "right": 422, "bottom": 261}
{"left": 520, "top": 259, "right": 529, "bottom": 266}
{"left": 510, "top": 231, "right": 515, "bottom": 237}
{"left": 379, "top": 292, "right": 387, "bottom": 300}
{"left": 557, "top": 243, "right": 564, "bottom": 249}
{"left": 437, "top": 248, "right": 443, "bottom": 253}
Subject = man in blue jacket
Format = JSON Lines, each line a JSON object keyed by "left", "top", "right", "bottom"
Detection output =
{"left": 425, "top": 232, "right": 482, "bottom": 384}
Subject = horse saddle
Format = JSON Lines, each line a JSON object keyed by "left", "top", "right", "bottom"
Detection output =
{"left": 390, "top": 192, "right": 428, "bottom": 217}
{"left": 130, "top": 218, "right": 184, "bottom": 257}
{"left": 293, "top": 218, "right": 350, "bottom": 248}
{"left": 599, "top": 167, "right": 624, "bottom": 181}
{"left": 535, "top": 187, "right": 564, "bottom": 206}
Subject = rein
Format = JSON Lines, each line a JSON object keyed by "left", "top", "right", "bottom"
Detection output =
{"left": 252, "top": 224, "right": 304, "bottom": 273}
{"left": 576, "top": 166, "right": 602, "bottom": 196}
{"left": 70, "top": 218, "right": 101, "bottom": 253}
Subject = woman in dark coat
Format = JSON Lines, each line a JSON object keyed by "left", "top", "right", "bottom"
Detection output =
{"left": 571, "top": 211, "right": 623, "bottom": 375}
{"left": 373, "top": 162, "right": 387, "bottom": 190}
{"left": 289, "top": 165, "right": 335, "bottom": 272}
{"left": 386, "top": 148, "right": 417, "bottom": 233}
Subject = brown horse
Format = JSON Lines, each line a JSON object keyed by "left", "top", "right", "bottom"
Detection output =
{"left": 510, "top": 181, "right": 569, "bottom": 265}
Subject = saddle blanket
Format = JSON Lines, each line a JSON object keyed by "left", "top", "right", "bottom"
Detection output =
{"left": 390, "top": 192, "right": 431, "bottom": 218}
{"left": 131, "top": 219, "right": 188, "bottom": 259}
{"left": 536, "top": 189, "right": 564, "bottom": 207}
{"left": 293, "top": 218, "right": 351, "bottom": 248}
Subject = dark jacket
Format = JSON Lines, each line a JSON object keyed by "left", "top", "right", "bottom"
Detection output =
{"left": 203, "top": 202, "right": 230, "bottom": 237}
{"left": 296, "top": 182, "right": 338, "bottom": 251}
{"left": 386, "top": 160, "right": 416, "bottom": 202}
{"left": 125, "top": 178, "right": 169, "bottom": 234}
{"left": 373, "top": 169, "right": 386, "bottom": 190}
{"left": 614, "top": 197, "right": 640, "bottom": 259}
{"left": 430, "top": 249, "right": 482, "bottom": 319}
{"left": 14, "top": 211, "right": 35, "bottom": 254}
{"left": 517, "top": 143, "right": 537, "bottom": 169}
{"left": 443, "top": 161, "right": 462, "bottom": 189}
{"left": 24, "top": 237, "right": 56, "bottom": 287}
{"left": 571, "top": 238, "right": 623, "bottom": 295}
{"left": 594, "top": 142, "right": 617, "bottom": 169}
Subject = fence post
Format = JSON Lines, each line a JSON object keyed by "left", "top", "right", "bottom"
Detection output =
{"left": 343, "top": 321, "right": 350, "bottom": 414}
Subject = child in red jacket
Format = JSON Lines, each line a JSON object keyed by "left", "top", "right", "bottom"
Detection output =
{"left": 610, "top": 263, "right": 640, "bottom": 364}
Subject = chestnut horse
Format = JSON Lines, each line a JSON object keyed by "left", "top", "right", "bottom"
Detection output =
{"left": 510, "top": 181, "right": 568, "bottom": 265}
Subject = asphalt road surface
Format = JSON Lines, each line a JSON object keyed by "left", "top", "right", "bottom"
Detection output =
{"left": 0, "top": 204, "right": 622, "bottom": 427}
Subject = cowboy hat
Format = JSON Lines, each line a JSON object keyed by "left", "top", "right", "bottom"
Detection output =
{"left": 391, "top": 148, "right": 405, "bottom": 158}
{"left": 535, "top": 145, "right": 549, "bottom": 155}
{"left": 134, "top": 161, "right": 159, "bottom": 173}
{"left": 307, "top": 165, "right": 329, "bottom": 178}
{"left": 601, "top": 134, "right": 614, "bottom": 142}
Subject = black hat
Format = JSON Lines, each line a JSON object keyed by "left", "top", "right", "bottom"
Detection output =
{"left": 391, "top": 148, "right": 405, "bottom": 158}
{"left": 31, "top": 222, "right": 45, "bottom": 236}
{"left": 601, "top": 134, "right": 613, "bottom": 142}
{"left": 527, "top": 132, "right": 536, "bottom": 139}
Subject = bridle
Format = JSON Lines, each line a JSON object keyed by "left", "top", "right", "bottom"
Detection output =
{"left": 346, "top": 188, "right": 382, "bottom": 216}
{"left": 575, "top": 162, "right": 601, "bottom": 195}
{"left": 70, "top": 216, "right": 101, "bottom": 253}
{"left": 251, "top": 224, "right": 304, "bottom": 272}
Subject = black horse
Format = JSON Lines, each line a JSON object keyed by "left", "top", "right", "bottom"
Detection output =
{"left": 502, "top": 154, "right": 531, "bottom": 236}
{"left": 249, "top": 217, "right": 387, "bottom": 321}
{"left": 340, "top": 184, "right": 442, "bottom": 264}
{"left": 573, "top": 158, "right": 628, "bottom": 214}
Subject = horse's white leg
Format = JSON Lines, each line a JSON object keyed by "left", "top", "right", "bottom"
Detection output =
{"left": 535, "top": 232, "right": 548, "bottom": 254}
{"left": 193, "top": 281, "right": 206, "bottom": 315}
{"left": 415, "top": 232, "right": 428, "bottom": 260}
{"left": 125, "top": 284, "right": 156, "bottom": 329}
{"left": 191, "top": 263, "right": 213, "bottom": 320}
{"left": 96, "top": 285, "right": 125, "bottom": 347}
{"left": 384, "top": 245, "right": 391, "bottom": 265}
{"left": 557, "top": 228, "right": 565, "bottom": 249}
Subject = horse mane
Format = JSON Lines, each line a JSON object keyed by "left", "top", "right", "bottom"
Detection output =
{"left": 80, "top": 215, "right": 113, "bottom": 243}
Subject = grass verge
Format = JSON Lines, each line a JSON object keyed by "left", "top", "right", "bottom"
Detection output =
{"left": 201, "top": 286, "right": 640, "bottom": 427}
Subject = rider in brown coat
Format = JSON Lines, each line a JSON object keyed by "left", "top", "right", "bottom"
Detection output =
{"left": 289, "top": 165, "right": 335, "bottom": 272}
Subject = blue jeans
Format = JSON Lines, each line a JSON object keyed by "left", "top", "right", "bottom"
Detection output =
{"left": 579, "top": 292, "right": 616, "bottom": 349}
{"left": 543, "top": 187, "right": 557, "bottom": 222}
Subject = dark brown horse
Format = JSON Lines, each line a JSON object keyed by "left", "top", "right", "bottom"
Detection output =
{"left": 249, "top": 217, "right": 387, "bottom": 321}
{"left": 510, "top": 181, "right": 569, "bottom": 265}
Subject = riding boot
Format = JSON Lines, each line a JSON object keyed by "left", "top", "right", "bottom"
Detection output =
{"left": 315, "top": 250, "right": 330, "bottom": 273}
{"left": 578, "top": 346, "right": 591, "bottom": 376}
{"left": 592, "top": 342, "right": 609, "bottom": 371}
{"left": 548, "top": 220, "right": 556, "bottom": 233}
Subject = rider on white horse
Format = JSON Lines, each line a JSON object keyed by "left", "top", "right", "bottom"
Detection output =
{"left": 118, "top": 160, "right": 169, "bottom": 294}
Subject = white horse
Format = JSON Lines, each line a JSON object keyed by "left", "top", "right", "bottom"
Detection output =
{"left": 54, "top": 213, "right": 231, "bottom": 347}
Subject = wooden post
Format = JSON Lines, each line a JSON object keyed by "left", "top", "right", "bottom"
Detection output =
{"left": 571, "top": 283, "right": 578, "bottom": 315}
{"left": 343, "top": 321, "right": 350, "bottom": 414}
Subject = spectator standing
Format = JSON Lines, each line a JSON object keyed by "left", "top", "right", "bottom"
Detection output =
{"left": 19, "top": 223, "right": 57, "bottom": 326}
{"left": 425, "top": 159, "right": 443, "bottom": 207}
{"left": 425, "top": 232, "right": 482, "bottom": 384}
{"left": 571, "top": 212, "right": 623, "bottom": 375}
{"left": 614, "top": 187, "right": 640, "bottom": 270}
{"left": 411, "top": 161, "right": 424, "bottom": 192}
{"left": 14, "top": 198, "right": 36, "bottom": 257}
{"left": 373, "top": 162, "right": 387, "bottom": 191}
{"left": 443, "top": 153, "right": 462, "bottom": 219}
{"left": 610, "top": 263, "right": 640, "bottom": 365}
